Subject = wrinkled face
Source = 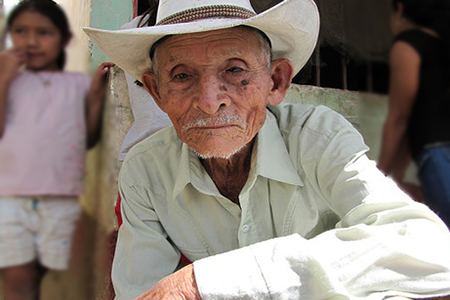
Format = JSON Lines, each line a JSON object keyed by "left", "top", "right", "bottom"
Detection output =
{"left": 9, "top": 11, "right": 63, "bottom": 71}
{"left": 143, "top": 27, "right": 284, "bottom": 159}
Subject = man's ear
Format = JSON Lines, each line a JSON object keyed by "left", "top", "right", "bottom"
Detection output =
{"left": 266, "top": 58, "right": 294, "bottom": 106}
{"left": 142, "top": 71, "right": 165, "bottom": 111}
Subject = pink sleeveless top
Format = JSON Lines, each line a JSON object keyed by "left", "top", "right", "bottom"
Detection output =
{"left": 0, "top": 71, "right": 91, "bottom": 196}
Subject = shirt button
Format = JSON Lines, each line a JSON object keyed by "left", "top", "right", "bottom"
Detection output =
{"left": 242, "top": 225, "right": 250, "bottom": 233}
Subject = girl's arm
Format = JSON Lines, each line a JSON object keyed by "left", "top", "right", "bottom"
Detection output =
{"left": 85, "top": 62, "right": 115, "bottom": 148}
{"left": 0, "top": 48, "right": 26, "bottom": 138}
{"left": 378, "top": 41, "right": 420, "bottom": 177}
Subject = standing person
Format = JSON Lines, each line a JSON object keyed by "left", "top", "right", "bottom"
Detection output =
{"left": 378, "top": 0, "right": 450, "bottom": 226}
{"left": 114, "top": 0, "right": 171, "bottom": 226}
{"left": 86, "top": 0, "right": 450, "bottom": 299}
{"left": 0, "top": 0, "right": 113, "bottom": 299}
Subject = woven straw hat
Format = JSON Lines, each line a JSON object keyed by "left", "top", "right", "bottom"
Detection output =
{"left": 84, "top": 0, "right": 319, "bottom": 81}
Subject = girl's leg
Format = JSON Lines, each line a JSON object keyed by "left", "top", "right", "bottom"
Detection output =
{"left": 1, "top": 261, "right": 47, "bottom": 300}
{"left": 417, "top": 145, "right": 450, "bottom": 227}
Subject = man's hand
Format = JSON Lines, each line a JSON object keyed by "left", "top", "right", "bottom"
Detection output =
{"left": 135, "top": 264, "right": 202, "bottom": 300}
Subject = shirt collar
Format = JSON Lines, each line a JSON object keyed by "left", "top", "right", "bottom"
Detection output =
{"left": 173, "top": 108, "right": 303, "bottom": 198}
{"left": 173, "top": 143, "right": 220, "bottom": 198}
{"left": 254, "top": 109, "right": 303, "bottom": 186}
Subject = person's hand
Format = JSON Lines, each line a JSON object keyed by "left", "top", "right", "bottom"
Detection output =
{"left": 0, "top": 47, "right": 26, "bottom": 83}
{"left": 87, "top": 62, "right": 115, "bottom": 102}
{"left": 135, "top": 264, "right": 202, "bottom": 300}
{"left": 85, "top": 62, "right": 115, "bottom": 148}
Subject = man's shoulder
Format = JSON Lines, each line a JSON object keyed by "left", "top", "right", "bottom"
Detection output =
{"left": 269, "top": 102, "right": 349, "bottom": 135}
{"left": 122, "top": 126, "right": 181, "bottom": 166}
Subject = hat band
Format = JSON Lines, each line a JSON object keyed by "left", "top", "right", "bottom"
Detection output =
{"left": 157, "top": 5, "right": 256, "bottom": 25}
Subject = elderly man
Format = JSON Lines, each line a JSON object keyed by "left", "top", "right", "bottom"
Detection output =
{"left": 86, "top": 0, "right": 450, "bottom": 299}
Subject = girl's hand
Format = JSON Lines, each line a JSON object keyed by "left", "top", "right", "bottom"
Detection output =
{"left": 88, "top": 62, "right": 115, "bottom": 102}
{"left": 85, "top": 62, "right": 115, "bottom": 148}
{"left": 0, "top": 47, "right": 26, "bottom": 83}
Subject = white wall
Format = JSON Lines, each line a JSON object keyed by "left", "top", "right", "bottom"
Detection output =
{"left": 55, "top": 0, "right": 91, "bottom": 72}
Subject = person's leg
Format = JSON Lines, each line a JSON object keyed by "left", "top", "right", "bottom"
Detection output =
{"left": 417, "top": 145, "right": 450, "bottom": 226}
{"left": 0, "top": 197, "right": 40, "bottom": 300}
{"left": 0, "top": 261, "right": 47, "bottom": 300}
{"left": 37, "top": 197, "right": 81, "bottom": 271}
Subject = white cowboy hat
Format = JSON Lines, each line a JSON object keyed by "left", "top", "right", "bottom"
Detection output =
{"left": 84, "top": 0, "right": 319, "bottom": 81}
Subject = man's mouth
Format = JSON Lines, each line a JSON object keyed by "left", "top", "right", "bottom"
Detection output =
{"left": 193, "top": 124, "right": 236, "bottom": 130}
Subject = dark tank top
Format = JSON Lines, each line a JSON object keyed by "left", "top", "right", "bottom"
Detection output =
{"left": 393, "top": 30, "right": 450, "bottom": 158}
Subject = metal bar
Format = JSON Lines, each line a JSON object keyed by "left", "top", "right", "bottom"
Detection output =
{"left": 367, "top": 61, "right": 373, "bottom": 92}
{"left": 315, "top": 46, "right": 321, "bottom": 87}
{"left": 342, "top": 55, "right": 348, "bottom": 90}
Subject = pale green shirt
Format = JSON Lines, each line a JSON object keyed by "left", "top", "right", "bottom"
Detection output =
{"left": 114, "top": 103, "right": 450, "bottom": 299}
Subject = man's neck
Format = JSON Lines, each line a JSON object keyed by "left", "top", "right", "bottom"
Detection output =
{"left": 200, "top": 141, "right": 254, "bottom": 205}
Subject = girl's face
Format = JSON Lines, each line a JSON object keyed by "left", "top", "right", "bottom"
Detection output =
{"left": 9, "top": 10, "right": 64, "bottom": 71}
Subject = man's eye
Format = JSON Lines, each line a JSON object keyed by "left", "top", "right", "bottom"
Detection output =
{"left": 227, "top": 67, "right": 244, "bottom": 73}
{"left": 174, "top": 73, "right": 189, "bottom": 80}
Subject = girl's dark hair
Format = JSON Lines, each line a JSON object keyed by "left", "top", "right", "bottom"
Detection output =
{"left": 7, "top": 0, "right": 72, "bottom": 70}
{"left": 392, "top": 0, "right": 450, "bottom": 70}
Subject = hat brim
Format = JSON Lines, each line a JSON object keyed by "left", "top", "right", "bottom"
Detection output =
{"left": 83, "top": 0, "right": 319, "bottom": 82}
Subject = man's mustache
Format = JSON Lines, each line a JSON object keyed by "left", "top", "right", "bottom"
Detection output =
{"left": 182, "top": 115, "right": 247, "bottom": 132}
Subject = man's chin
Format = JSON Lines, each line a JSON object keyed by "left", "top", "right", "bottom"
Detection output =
{"left": 192, "top": 144, "right": 247, "bottom": 160}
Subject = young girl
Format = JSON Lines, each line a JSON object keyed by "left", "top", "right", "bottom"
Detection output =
{"left": 0, "top": 0, "right": 113, "bottom": 299}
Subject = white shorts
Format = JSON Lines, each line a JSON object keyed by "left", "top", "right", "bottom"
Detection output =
{"left": 0, "top": 196, "right": 81, "bottom": 270}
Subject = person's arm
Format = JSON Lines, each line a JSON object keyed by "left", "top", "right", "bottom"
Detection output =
{"left": 378, "top": 41, "right": 420, "bottom": 176}
{"left": 141, "top": 109, "right": 450, "bottom": 299}
{"left": 85, "top": 62, "right": 114, "bottom": 148}
{"left": 0, "top": 78, "right": 9, "bottom": 138}
{"left": 135, "top": 265, "right": 200, "bottom": 300}
{"left": 0, "top": 47, "right": 26, "bottom": 138}
{"left": 113, "top": 163, "right": 185, "bottom": 300}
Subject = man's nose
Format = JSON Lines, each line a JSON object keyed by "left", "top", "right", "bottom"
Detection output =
{"left": 194, "top": 74, "right": 230, "bottom": 114}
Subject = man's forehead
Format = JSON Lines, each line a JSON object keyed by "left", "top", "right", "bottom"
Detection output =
{"left": 164, "top": 27, "right": 259, "bottom": 47}
{"left": 151, "top": 26, "right": 265, "bottom": 59}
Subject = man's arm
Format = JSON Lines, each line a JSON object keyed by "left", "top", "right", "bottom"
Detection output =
{"left": 135, "top": 265, "right": 200, "bottom": 300}
{"left": 378, "top": 41, "right": 420, "bottom": 176}
{"left": 113, "top": 166, "right": 183, "bottom": 300}
{"left": 144, "top": 109, "right": 450, "bottom": 299}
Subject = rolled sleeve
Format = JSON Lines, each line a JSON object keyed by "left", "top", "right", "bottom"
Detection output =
{"left": 194, "top": 217, "right": 450, "bottom": 299}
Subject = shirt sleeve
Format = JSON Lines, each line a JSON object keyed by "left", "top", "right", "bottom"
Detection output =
{"left": 112, "top": 166, "right": 182, "bottom": 300}
{"left": 193, "top": 108, "right": 450, "bottom": 299}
